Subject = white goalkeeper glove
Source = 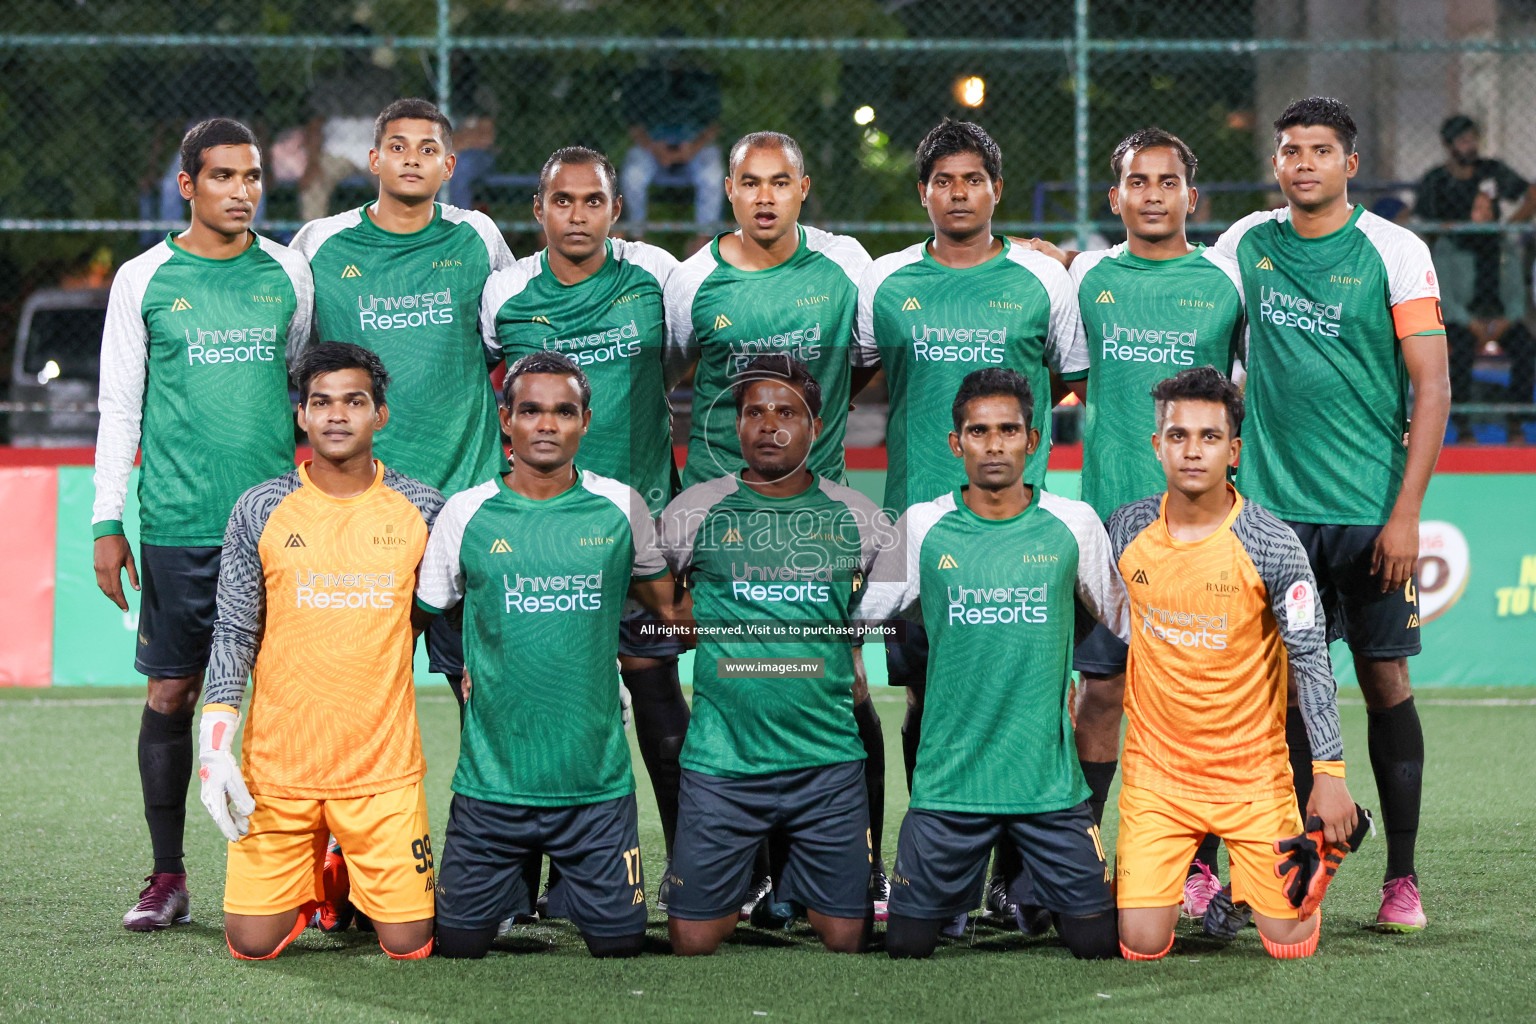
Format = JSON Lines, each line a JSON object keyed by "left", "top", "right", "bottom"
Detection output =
{"left": 619, "top": 679, "right": 633, "bottom": 731}
{"left": 198, "top": 708, "right": 255, "bottom": 843}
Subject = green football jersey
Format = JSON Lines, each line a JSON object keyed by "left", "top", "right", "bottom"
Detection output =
{"left": 658, "top": 473, "right": 893, "bottom": 777}
{"left": 855, "top": 237, "right": 1083, "bottom": 512}
{"left": 293, "top": 202, "right": 514, "bottom": 497}
{"left": 665, "top": 226, "right": 870, "bottom": 489}
{"left": 482, "top": 238, "right": 679, "bottom": 515}
{"left": 416, "top": 469, "right": 667, "bottom": 807}
{"left": 1070, "top": 244, "right": 1245, "bottom": 520}
{"left": 861, "top": 489, "right": 1127, "bottom": 813}
{"left": 93, "top": 233, "right": 312, "bottom": 546}
{"left": 1216, "top": 205, "right": 1444, "bottom": 525}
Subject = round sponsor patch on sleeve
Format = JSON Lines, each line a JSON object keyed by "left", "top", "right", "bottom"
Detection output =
{"left": 1285, "top": 580, "right": 1316, "bottom": 631}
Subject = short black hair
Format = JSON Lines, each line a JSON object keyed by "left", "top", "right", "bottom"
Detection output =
{"left": 373, "top": 98, "right": 454, "bottom": 152}
{"left": 728, "top": 132, "right": 806, "bottom": 178}
{"left": 536, "top": 146, "right": 620, "bottom": 201}
{"left": 951, "top": 367, "right": 1033, "bottom": 432}
{"left": 1151, "top": 364, "right": 1245, "bottom": 436}
{"left": 1111, "top": 126, "right": 1198, "bottom": 184}
{"left": 1273, "top": 96, "right": 1357, "bottom": 154}
{"left": 502, "top": 350, "right": 592, "bottom": 410}
{"left": 915, "top": 118, "right": 1002, "bottom": 185}
{"left": 179, "top": 118, "right": 260, "bottom": 182}
{"left": 731, "top": 354, "right": 823, "bottom": 418}
{"left": 293, "top": 341, "right": 390, "bottom": 406}
{"left": 1440, "top": 114, "right": 1477, "bottom": 146}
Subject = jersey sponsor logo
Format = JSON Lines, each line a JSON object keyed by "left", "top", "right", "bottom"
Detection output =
{"left": 713, "top": 314, "right": 733, "bottom": 330}
{"left": 431, "top": 258, "right": 463, "bottom": 269}
{"left": 1139, "top": 603, "right": 1228, "bottom": 649}
{"left": 1330, "top": 274, "right": 1363, "bottom": 286}
{"left": 1130, "top": 568, "right": 1149, "bottom": 584}
{"left": 910, "top": 323, "right": 1005, "bottom": 364}
{"left": 901, "top": 296, "right": 922, "bottom": 311}
{"left": 531, "top": 315, "right": 551, "bottom": 325}
{"left": 285, "top": 533, "right": 306, "bottom": 548}
{"left": 947, "top": 583, "right": 1049, "bottom": 625}
{"left": 250, "top": 294, "right": 285, "bottom": 304}
{"left": 184, "top": 324, "right": 280, "bottom": 365}
{"left": 372, "top": 524, "right": 408, "bottom": 548}
{"left": 989, "top": 299, "right": 1023, "bottom": 311}
{"left": 730, "top": 563, "right": 834, "bottom": 603}
{"left": 503, "top": 571, "right": 603, "bottom": 613}
{"left": 1095, "top": 290, "right": 1115, "bottom": 304}
{"left": 1284, "top": 580, "right": 1316, "bottom": 631}
{"left": 341, "top": 265, "right": 362, "bottom": 278}
{"left": 1179, "top": 297, "right": 1215, "bottom": 310}
{"left": 1255, "top": 256, "right": 1274, "bottom": 271}
{"left": 725, "top": 322, "right": 822, "bottom": 372}
{"left": 796, "top": 294, "right": 831, "bottom": 307}
{"left": 544, "top": 319, "right": 642, "bottom": 365}
{"left": 170, "top": 297, "right": 193, "bottom": 312}
{"left": 1100, "top": 323, "right": 1198, "bottom": 366}
{"left": 294, "top": 569, "right": 396, "bottom": 609}
{"left": 937, "top": 553, "right": 959, "bottom": 569}
{"left": 356, "top": 288, "right": 454, "bottom": 331}
{"left": 579, "top": 535, "right": 615, "bottom": 546}
{"left": 1258, "top": 286, "right": 1341, "bottom": 337}
{"left": 612, "top": 291, "right": 644, "bottom": 307}
{"left": 489, "top": 538, "right": 513, "bottom": 553}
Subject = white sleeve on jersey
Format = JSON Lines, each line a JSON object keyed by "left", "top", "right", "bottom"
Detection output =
{"left": 613, "top": 237, "right": 682, "bottom": 290}
{"left": 441, "top": 205, "right": 515, "bottom": 272}
{"left": 854, "top": 245, "right": 924, "bottom": 370}
{"left": 256, "top": 235, "right": 315, "bottom": 364}
{"left": 478, "top": 254, "right": 541, "bottom": 362}
{"left": 858, "top": 494, "right": 954, "bottom": 624}
{"left": 663, "top": 248, "right": 715, "bottom": 389}
{"left": 1199, "top": 246, "right": 1248, "bottom": 370}
{"left": 804, "top": 226, "right": 873, "bottom": 285}
{"left": 1212, "top": 208, "right": 1278, "bottom": 262}
{"left": 1066, "top": 247, "right": 1116, "bottom": 375}
{"left": 1009, "top": 246, "right": 1085, "bottom": 375}
{"left": 92, "top": 245, "right": 175, "bottom": 530}
{"left": 415, "top": 481, "right": 497, "bottom": 611}
{"left": 1039, "top": 491, "right": 1129, "bottom": 641}
{"left": 1355, "top": 209, "right": 1442, "bottom": 306}
{"left": 581, "top": 470, "right": 668, "bottom": 578}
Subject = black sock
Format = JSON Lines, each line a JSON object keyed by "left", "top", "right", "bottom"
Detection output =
{"left": 1368, "top": 696, "right": 1424, "bottom": 881}
{"left": 582, "top": 931, "right": 644, "bottom": 958}
{"left": 1055, "top": 910, "right": 1119, "bottom": 960}
{"left": 435, "top": 924, "right": 496, "bottom": 959}
{"left": 1285, "top": 705, "right": 1313, "bottom": 821}
{"left": 1079, "top": 759, "right": 1117, "bottom": 825}
{"left": 139, "top": 705, "right": 194, "bottom": 875}
{"left": 885, "top": 914, "right": 942, "bottom": 959}
{"left": 623, "top": 661, "right": 689, "bottom": 856}
{"left": 1190, "top": 834, "right": 1220, "bottom": 875}
{"left": 853, "top": 695, "right": 885, "bottom": 866}
{"left": 900, "top": 699, "right": 922, "bottom": 795}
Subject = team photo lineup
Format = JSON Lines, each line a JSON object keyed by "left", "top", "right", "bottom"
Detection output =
{"left": 92, "top": 90, "right": 1447, "bottom": 967}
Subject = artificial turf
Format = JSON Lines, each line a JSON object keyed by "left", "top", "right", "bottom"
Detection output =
{"left": 1, "top": 685, "right": 1532, "bottom": 1023}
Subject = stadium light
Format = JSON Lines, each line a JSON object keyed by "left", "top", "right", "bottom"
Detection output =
{"left": 853, "top": 105, "right": 876, "bottom": 126}
{"left": 954, "top": 75, "right": 986, "bottom": 108}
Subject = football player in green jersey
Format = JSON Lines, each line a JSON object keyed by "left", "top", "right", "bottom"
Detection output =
{"left": 1214, "top": 98, "right": 1449, "bottom": 933}
{"left": 665, "top": 131, "right": 886, "bottom": 916}
{"left": 860, "top": 369, "right": 1125, "bottom": 960}
{"left": 856, "top": 119, "right": 1083, "bottom": 933}
{"left": 481, "top": 146, "right": 690, "bottom": 909}
{"left": 93, "top": 117, "right": 313, "bottom": 933}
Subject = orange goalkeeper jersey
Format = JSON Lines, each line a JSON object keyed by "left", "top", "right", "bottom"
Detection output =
{"left": 204, "top": 461, "right": 444, "bottom": 799}
{"left": 1107, "top": 487, "right": 1340, "bottom": 802}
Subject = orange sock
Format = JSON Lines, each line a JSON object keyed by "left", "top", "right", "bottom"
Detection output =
{"left": 228, "top": 904, "right": 313, "bottom": 961}
{"left": 1120, "top": 934, "right": 1174, "bottom": 960}
{"left": 1261, "top": 914, "right": 1321, "bottom": 959}
{"left": 382, "top": 937, "right": 434, "bottom": 960}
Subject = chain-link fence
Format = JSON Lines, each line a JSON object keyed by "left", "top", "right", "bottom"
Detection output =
{"left": 3, "top": 0, "right": 1535, "bottom": 442}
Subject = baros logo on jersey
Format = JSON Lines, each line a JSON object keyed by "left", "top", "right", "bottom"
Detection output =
{"left": 503, "top": 571, "right": 603, "bottom": 613}
{"left": 1139, "top": 604, "right": 1228, "bottom": 649}
{"left": 1258, "top": 286, "right": 1341, "bottom": 337}
{"left": 947, "top": 583, "right": 1048, "bottom": 625}
{"left": 357, "top": 289, "right": 454, "bottom": 331}
{"left": 184, "top": 324, "right": 280, "bottom": 365}
{"left": 730, "top": 563, "right": 833, "bottom": 603}
{"left": 294, "top": 569, "right": 396, "bottom": 609}
{"left": 911, "top": 324, "right": 1006, "bottom": 364}
{"left": 1100, "top": 323, "right": 1198, "bottom": 366}
{"left": 545, "top": 320, "right": 641, "bottom": 365}
{"left": 725, "top": 323, "right": 823, "bottom": 373}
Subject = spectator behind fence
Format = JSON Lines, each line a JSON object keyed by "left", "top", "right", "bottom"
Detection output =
{"left": 1414, "top": 114, "right": 1536, "bottom": 436}
{"left": 299, "top": 34, "right": 399, "bottom": 221}
{"left": 619, "top": 43, "right": 724, "bottom": 244}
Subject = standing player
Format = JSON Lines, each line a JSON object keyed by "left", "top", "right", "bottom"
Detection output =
{"left": 1215, "top": 97, "right": 1448, "bottom": 932}
{"left": 292, "top": 97, "right": 513, "bottom": 701}
{"left": 198, "top": 342, "right": 442, "bottom": 960}
{"left": 92, "top": 117, "right": 313, "bottom": 931}
{"left": 481, "top": 146, "right": 691, "bottom": 868}
{"left": 855, "top": 119, "right": 1081, "bottom": 928}
{"left": 1040, "top": 127, "right": 1246, "bottom": 916}
{"left": 657, "top": 356, "right": 893, "bottom": 955}
{"left": 665, "top": 131, "right": 886, "bottom": 909}
{"left": 418, "top": 352, "right": 677, "bottom": 960}
{"left": 859, "top": 369, "right": 1125, "bottom": 960}
{"left": 1112, "top": 366, "right": 1358, "bottom": 960}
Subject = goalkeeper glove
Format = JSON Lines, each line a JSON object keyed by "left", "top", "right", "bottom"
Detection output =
{"left": 198, "top": 708, "right": 255, "bottom": 843}
{"left": 1273, "top": 805, "right": 1374, "bottom": 918}
{"left": 619, "top": 679, "right": 634, "bottom": 731}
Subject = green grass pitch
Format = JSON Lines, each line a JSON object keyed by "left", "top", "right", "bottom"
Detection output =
{"left": 2, "top": 686, "right": 1533, "bottom": 1023}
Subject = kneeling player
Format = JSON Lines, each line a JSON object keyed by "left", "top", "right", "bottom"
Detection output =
{"left": 657, "top": 355, "right": 894, "bottom": 955}
{"left": 1111, "top": 366, "right": 1358, "bottom": 960}
{"left": 417, "top": 351, "right": 680, "bottom": 959}
{"left": 198, "top": 343, "right": 443, "bottom": 960}
{"left": 860, "top": 369, "right": 1127, "bottom": 960}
